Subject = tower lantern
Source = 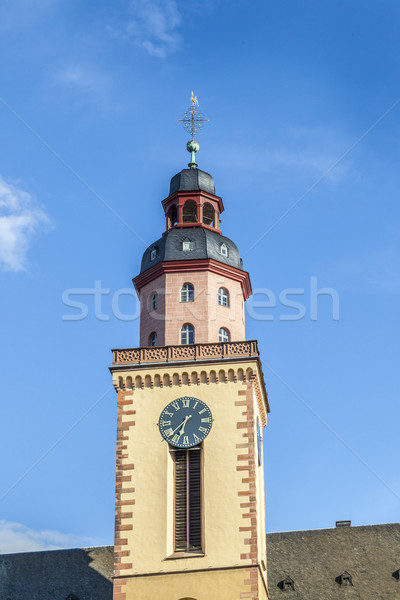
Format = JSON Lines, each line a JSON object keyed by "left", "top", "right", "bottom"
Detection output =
{"left": 110, "top": 97, "right": 270, "bottom": 600}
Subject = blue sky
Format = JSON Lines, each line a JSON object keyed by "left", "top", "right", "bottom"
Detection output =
{"left": 1, "top": 0, "right": 400, "bottom": 552}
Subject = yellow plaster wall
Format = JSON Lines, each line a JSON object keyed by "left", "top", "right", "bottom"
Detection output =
{"left": 116, "top": 360, "right": 266, "bottom": 577}
{"left": 122, "top": 567, "right": 256, "bottom": 600}
{"left": 252, "top": 385, "right": 268, "bottom": 591}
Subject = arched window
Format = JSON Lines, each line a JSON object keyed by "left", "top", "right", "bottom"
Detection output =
{"left": 149, "top": 332, "right": 157, "bottom": 347}
{"left": 181, "top": 323, "right": 195, "bottom": 345}
{"left": 182, "top": 199, "right": 197, "bottom": 223}
{"left": 220, "top": 243, "right": 228, "bottom": 257}
{"left": 219, "top": 327, "right": 230, "bottom": 342}
{"left": 202, "top": 202, "right": 215, "bottom": 227}
{"left": 169, "top": 204, "right": 178, "bottom": 227}
{"left": 150, "top": 292, "right": 158, "bottom": 310}
{"left": 181, "top": 283, "right": 194, "bottom": 302}
{"left": 218, "top": 287, "right": 229, "bottom": 307}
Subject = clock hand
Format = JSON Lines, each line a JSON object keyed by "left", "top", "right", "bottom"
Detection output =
{"left": 167, "top": 415, "right": 191, "bottom": 437}
{"left": 176, "top": 415, "right": 192, "bottom": 439}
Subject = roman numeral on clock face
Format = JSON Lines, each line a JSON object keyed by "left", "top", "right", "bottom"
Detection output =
{"left": 171, "top": 401, "right": 180, "bottom": 411}
{"left": 183, "top": 436, "right": 189, "bottom": 445}
{"left": 193, "top": 434, "right": 200, "bottom": 444}
{"left": 198, "top": 427, "right": 207, "bottom": 434}
{"left": 181, "top": 398, "right": 190, "bottom": 408}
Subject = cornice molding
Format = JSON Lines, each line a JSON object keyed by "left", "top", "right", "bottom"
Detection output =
{"left": 133, "top": 259, "right": 252, "bottom": 299}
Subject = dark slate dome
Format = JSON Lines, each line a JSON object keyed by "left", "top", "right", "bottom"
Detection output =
{"left": 140, "top": 228, "right": 243, "bottom": 274}
{"left": 169, "top": 169, "right": 215, "bottom": 196}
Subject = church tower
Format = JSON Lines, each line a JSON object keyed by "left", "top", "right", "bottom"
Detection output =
{"left": 110, "top": 98, "right": 270, "bottom": 600}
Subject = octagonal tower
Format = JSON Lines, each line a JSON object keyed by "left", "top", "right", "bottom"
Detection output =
{"left": 133, "top": 167, "right": 251, "bottom": 348}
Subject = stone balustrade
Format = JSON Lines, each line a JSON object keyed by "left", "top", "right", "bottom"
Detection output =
{"left": 112, "top": 340, "right": 259, "bottom": 366}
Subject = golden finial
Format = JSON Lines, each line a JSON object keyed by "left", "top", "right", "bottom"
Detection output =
{"left": 178, "top": 93, "right": 209, "bottom": 168}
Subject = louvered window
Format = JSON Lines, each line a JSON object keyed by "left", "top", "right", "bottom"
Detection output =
{"left": 173, "top": 447, "right": 202, "bottom": 553}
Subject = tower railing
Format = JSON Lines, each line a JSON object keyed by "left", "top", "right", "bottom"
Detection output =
{"left": 112, "top": 340, "right": 259, "bottom": 366}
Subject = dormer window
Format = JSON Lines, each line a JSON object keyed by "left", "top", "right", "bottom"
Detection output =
{"left": 150, "top": 247, "right": 157, "bottom": 261}
{"left": 337, "top": 571, "right": 353, "bottom": 586}
{"left": 280, "top": 576, "right": 295, "bottom": 592}
{"left": 220, "top": 243, "right": 228, "bottom": 257}
{"left": 182, "top": 239, "right": 193, "bottom": 251}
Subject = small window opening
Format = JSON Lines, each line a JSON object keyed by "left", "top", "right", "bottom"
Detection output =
{"left": 169, "top": 205, "right": 178, "bottom": 227}
{"left": 181, "top": 283, "right": 194, "bottom": 303}
{"left": 150, "top": 292, "right": 158, "bottom": 311}
{"left": 149, "top": 332, "right": 157, "bottom": 347}
{"left": 219, "top": 327, "right": 230, "bottom": 342}
{"left": 181, "top": 323, "right": 195, "bottom": 345}
{"left": 202, "top": 202, "right": 215, "bottom": 227}
{"left": 150, "top": 247, "right": 157, "bottom": 261}
{"left": 337, "top": 571, "right": 353, "bottom": 586}
{"left": 182, "top": 239, "right": 193, "bottom": 251}
{"left": 220, "top": 243, "right": 228, "bottom": 257}
{"left": 280, "top": 576, "right": 295, "bottom": 592}
{"left": 182, "top": 199, "right": 197, "bottom": 223}
{"left": 218, "top": 287, "right": 229, "bottom": 307}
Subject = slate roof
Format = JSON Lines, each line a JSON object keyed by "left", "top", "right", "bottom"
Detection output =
{"left": 1, "top": 524, "right": 399, "bottom": 599}
{"left": 169, "top": 168, "right": 215, "bottom": 195}
{"left": 0, "top": 546, "right": 113, "bottom": 600}
{"left": 140, "top": 227, "right": 243, "bottom": 274}
{"left": 267, "top": 523, "right": 400, "bottom": 600}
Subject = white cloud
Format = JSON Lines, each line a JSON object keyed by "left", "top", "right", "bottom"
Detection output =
{"left": 110, "top": 0, "right": 182, "bottom": 58}
{"left": 56, "top": 65, "right": 110, "bottom": 94}
{"left": 0, "top": 519, "right": 98, "bottom": 554}
{"left": 0, "top": 177, "right": 50, "bottom": 272}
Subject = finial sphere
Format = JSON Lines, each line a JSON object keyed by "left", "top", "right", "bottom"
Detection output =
{"left": 187, "top": 140, "right": 199, "bottom": 153}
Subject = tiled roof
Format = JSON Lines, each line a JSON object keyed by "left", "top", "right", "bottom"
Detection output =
{"left": 0, "top": 546, "right": 113, "bottom": 600}
{"left": 1, "top": 524, "right": 399, "bottom": 599}
{"left": 267, "top": 523, "right": 400, "bottom": 600}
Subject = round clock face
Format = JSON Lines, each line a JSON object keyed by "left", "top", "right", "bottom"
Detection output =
{"left": 159, "top": 397, "right": 213, "bottom": 448}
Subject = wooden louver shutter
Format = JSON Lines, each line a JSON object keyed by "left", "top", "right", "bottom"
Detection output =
{"left": 188, "top": 448, "right": 201, "bottom": 550}
{"left": 174, "top": 450, "right": 188, "bottom": 552}
{"left": 174, "top": 448, "right": 202, "bottom": 552}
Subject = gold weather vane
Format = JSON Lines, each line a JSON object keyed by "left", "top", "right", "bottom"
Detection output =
{"left": 178, "top": 92, "right": 209, "bottom": 168}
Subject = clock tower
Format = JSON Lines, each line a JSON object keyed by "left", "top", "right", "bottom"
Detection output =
{"left": 110, "top": 100, "right": 270, "bottom": 600}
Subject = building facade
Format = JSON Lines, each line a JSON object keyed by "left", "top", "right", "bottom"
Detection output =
{"left": 109, "top": 163, "right": 270, "bottom": 600}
